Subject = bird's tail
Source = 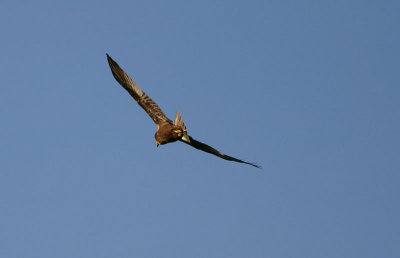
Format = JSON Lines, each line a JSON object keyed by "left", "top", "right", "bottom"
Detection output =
{"left": 174, "top": 111, "right": 190, "bottom": 143}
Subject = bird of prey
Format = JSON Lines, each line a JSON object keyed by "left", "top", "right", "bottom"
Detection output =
{"left": 106, "top": 54, "right": 261, "bottom": 169}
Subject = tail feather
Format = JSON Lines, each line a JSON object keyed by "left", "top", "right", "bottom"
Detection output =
{"left": 174, "top": 111, "right": 190, "bottom": 142}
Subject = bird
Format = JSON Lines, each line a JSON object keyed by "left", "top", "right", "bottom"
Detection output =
{"left": 106, "top": 54, "right": 261, "bottom": 169}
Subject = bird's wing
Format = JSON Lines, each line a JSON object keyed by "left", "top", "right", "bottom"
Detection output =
{"left": 180, "top": 136, "right": 261, "bottom": 169}
{"left": 107, "top": 54, "right": 172, "bottom": 126}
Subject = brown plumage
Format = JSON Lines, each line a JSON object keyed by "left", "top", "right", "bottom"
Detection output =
{"left": 106, "top": 54, "right": 261, "bottom": 169}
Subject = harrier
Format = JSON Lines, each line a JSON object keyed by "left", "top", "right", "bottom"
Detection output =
{"left": 106, "top": 54, "right": 260, "bottom": 168}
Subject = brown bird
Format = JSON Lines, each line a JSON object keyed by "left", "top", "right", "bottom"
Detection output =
{"left": 106, "top": 54, "right": 261, "bottom": 169}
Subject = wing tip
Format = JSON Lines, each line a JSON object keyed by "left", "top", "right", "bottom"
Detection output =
{"left": 106, "top": 53, "right": 114, "bottom": 64}
{"left": 248, "top": 162, "right": 262, "bottom": 169}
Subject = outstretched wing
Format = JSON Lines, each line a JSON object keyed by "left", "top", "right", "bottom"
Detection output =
{"left": 106, "top": 54, "right": 172, "bottom": 126}
{"left": 180, "top": 136, "right": 261, "bottom": 169}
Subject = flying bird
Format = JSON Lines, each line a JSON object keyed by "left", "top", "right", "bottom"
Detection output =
{"left": 106, "top": 54, "right": 261, "bottom": 169}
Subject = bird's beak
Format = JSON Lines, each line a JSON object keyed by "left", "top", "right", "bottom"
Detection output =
{"left": 156, "top": 143, "right": 159, "bottom": 147}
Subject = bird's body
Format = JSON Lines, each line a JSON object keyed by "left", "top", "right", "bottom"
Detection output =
{"left": 155, "top": 122, "right": 184, "bottom": 146}
{"left": 106, "top": 54, "right": 260, "bottom": 168}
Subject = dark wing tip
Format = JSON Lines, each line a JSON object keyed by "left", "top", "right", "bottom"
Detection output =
{"left": 106, "top": 54, "right": 126, "bottom": 85}
{"left": 181, "top": 136, "right": 262, "bottom": 169}
{"left": 106, "top": 53, "right": 116, "bottom": 66}
{"left": 247, "top": 162, "right": 262, "bottom": 169}
{"left": 232, "top": 159, "right": 262, "bottom": 169}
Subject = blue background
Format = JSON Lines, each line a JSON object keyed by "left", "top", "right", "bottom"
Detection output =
{"left": 1, "top": 1, "right": 399, "bottom": 257}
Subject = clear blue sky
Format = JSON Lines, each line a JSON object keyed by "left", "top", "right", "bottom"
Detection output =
{"left": 1, "top": 1, "right": 399, "bottom": 257}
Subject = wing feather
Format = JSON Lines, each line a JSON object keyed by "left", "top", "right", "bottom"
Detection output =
{"left": 180, "top": 136, "right": 261, "bottom": 169}
{"left": 106, "top": 54, "right": 172, "bottom": 125}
